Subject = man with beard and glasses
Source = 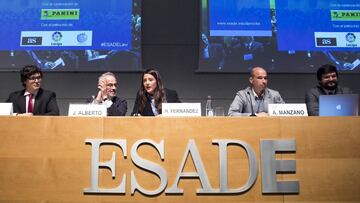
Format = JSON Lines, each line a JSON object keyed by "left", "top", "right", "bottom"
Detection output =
{"left": 305, "top": 64, "right": 353, "bottom": 116}
{"left": 90, "top": 72, "right": 127, "bottom": 116}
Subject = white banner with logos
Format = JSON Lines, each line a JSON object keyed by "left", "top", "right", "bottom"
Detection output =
{"left": 20, "top": 30, "right": 93, "bottom": 47}
{"left": 314, "top": 32, "right": 359, "bottom": 48}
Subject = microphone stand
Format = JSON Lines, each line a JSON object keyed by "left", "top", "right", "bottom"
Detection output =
{"left": 247, "top": 91, "right": 256, "bottom": 117}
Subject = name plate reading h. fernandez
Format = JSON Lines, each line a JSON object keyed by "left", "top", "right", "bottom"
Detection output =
{"left": 162, "top": 103, "right": 201, "bottom": 117}
{"left": 268, "top": 104, "right": 308, "bottom": 117}
{"left": 68, "top": 104, "right": 107, "bottom": 117}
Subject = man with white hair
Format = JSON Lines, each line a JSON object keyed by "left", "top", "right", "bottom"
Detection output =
{"left": 92, "top": 72, "right": 127, "bottom": 116}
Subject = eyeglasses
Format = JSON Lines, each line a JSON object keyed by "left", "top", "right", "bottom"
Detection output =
{"left": 28, "top": 76, "right": 42, "bottom": 81}
{"left": 106, "top": 83, "right": 117, "bottom": 87}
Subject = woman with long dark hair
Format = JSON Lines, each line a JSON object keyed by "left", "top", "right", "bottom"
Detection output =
{"left": 132, "top": 68, "right": 180, "bottom": 116}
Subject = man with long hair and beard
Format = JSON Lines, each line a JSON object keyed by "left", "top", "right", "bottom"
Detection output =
{"left": 305, "top": 64, "right": 353, "bottom": 116}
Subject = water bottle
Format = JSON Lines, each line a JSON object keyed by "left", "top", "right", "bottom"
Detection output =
{"left": 205, "top": 96, "right": 214, "bottom": 117}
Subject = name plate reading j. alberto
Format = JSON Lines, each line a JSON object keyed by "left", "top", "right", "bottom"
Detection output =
{"left": 162, "top": 103, "right": 201, "bottom": 117}
{"left": 268, "top": 103, "right": 308, "bottom": 116}
{"left": 68, "top": 104, "right": 107, "bottom": 117}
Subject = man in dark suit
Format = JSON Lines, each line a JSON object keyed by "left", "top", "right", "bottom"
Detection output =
{"left": 305, "top": 64, "right": 353, "bottom": 116}
{"left": 6, "top": 65, "right": 59, "bottom": 116}
{"left": 90, "top": 72, "right": 127, "bottom": 116}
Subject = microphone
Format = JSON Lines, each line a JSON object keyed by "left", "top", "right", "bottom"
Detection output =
{"left": 247, "top": 91, "right": 256, "bottom": 117}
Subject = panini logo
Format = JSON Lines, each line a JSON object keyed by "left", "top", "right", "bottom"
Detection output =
{"left": 331, "top": 10, "right": 360, "bottom": 21}
{"left": 41, "top": 9, "right": 80, "bottom": 20}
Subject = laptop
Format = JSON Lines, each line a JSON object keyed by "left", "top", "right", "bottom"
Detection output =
{"left": 319, "top": 94, "right": 359, "bottom": 116}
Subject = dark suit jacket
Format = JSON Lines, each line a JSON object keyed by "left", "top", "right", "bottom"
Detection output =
{"left": 107, "top": 96, "right": 127, "bottom": 116}
{"left": 86, "top": 95, "right": 127, "bottom": 116}
{"left": 131, "top": 89, "right": 180, "bottom": 116}
{"left": 305, "top": 85, "right": 352, "bottom": 116}
{"left": 6, "top": 88, "right": 60, "bottom": 115}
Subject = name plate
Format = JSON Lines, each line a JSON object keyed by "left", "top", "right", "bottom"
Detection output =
{"left": 68, "top": 104, "right": 107, "bottom": 117}
{"left": 0, "top": 103, "right": 13, "bottom": 115}
{"left": 268, "top": 103, "right": 308, "bottom": 116}
{"left": 162, "top": 103, "right": 201, "bottom": 117}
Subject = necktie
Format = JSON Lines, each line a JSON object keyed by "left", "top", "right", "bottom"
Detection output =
{"left": 28, "top": 94, "right": 33, "bottom": 113}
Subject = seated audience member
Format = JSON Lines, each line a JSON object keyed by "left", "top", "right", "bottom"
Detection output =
{"left": 91, "top": 72, "right": 127, "bottom": 116}
{"left": 228, "top": 66, "right": 284, "bottom": 116}
{"left": 200, "top": 33, "right": 226, "bottom": 70}
{"left": 305, "top": 64, "right": 353, "bottom": 116}
{"left": 132, "top": 68, "right": 180, "bottom": 116}
{"left": 240, "top": 36, "right": 264, "bottom": 55}
{"left": 6, "top": 65, "right": 59, "bottom": 116}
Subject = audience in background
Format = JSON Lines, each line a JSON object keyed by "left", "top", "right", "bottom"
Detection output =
{"left": 200, "top": 33, "right": 226, "bottom": 70}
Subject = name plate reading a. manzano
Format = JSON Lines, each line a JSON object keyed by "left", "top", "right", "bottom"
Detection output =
{"left": 162, "top": 103, "right": 201, "bottom": 117}
{"left": 268, "top": 103, "right": 308, "bottom": 116}
{"left": 0, "top": 103, "right": 13, "bottom": 115}
{"left": 68, "top": 104, "right": 107, "bottom": 117}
